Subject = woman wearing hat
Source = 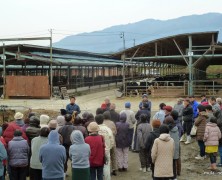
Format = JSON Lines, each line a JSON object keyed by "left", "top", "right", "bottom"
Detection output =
{"left": 3, "top": 112, "right": 28, "bottom": 145}
{"left": 85, "top": 122, "right": 105, "bottom": 180}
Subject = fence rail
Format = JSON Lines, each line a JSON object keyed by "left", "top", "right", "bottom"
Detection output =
{"left": 125, "top": 80, "right": 222, "bottom": 97}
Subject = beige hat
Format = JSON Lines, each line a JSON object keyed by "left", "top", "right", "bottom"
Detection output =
{"left": 14, "top": 112, "right": 24, "bottom": 120}
{"left": 177, "top": 98, "right": 184, "bottom": 102}
{"left": 48, "top": 120, "right": 58, "bottom": 129}
{"left": 87, "top": 122, "right": 99, "bottom": 132}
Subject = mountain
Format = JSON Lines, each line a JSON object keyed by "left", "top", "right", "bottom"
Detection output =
{"left": 53, "top": 13, "right": 222, "bottom": 53}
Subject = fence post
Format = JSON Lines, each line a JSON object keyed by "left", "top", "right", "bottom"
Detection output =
{"left": 213, "top": 80, "right": 215, "bottom": 95}
{"left": 167, "top": 81, "right": 169, "bottom": 96}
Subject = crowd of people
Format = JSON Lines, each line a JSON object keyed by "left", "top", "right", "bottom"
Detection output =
{"left": 0, "top": 94, "right": 222, "bottom": 180}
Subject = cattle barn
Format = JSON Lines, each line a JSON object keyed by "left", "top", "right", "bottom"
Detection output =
{"left": 0, "top": 31, "right": 222, "bottom": 98}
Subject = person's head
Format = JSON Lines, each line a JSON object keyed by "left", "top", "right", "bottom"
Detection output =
{"left": 163, "top": 116, "right": 175, "bottom": 130}
{"left": 110, "top": 103, "right": 116, "bottom": 110}
{"left": 159, "top": 124, "right": 169, "bottom": 134}
{"left": 24, "top": 118, "right": 30, "bottom": 125}
{"left": 14, "top": 112, "right": 24, "bottom": 120}
{"left": 60, "top": 109, "right": 67, "bottom": 116}
{"left": 104, "top": 97, "right": 110, "bottom": 105}
{"left": 210, "top": 116, "right": 217, "bottom": 124}
{"left": 103, "top": 111, "right": 111, "bottom": 120}
{"left": 142, "top": 103, "right": 149, "bottom": 109}
{"left": 40, "top": 114, "right": 50, "bottom": 127}
{"left": 189, "top": 95, "right": 195, "bottom": 102}
{"left": 205, "top": 105, "right": 213, "bottom": 112}
{"left": 163, "top": 106, "right": 172, "bottom": 115}
{"left": 82, "top": 111, "right": 89, "bottom": 120}
{"left": 70, "top": 96, "right": 76, "bottom": 104}
{"left": 87, "top": 113, "right": 94, "bottom": 121}
{"left": 142, "top": 94, "right": 148, "bottom": 101}
{"left": 48, "top": 130, "right": 60, "bottom": 144}
{"left": 125, "top": 102, "right": 131, "bottom": 109}
{"left": 197, "top": 104, "right": 206, "bottom": 113}
{"left": 95, "top": 114, "right": 104, "bottom": 125}
{"left": 170, "top": 110, "right": 179, "bottom": 121}
{"left": 14, "top": 129, "right": 22, "bottom": 137}
{"left": 73, "top": 116, "right": 82, "bottom": 125}
{"left": 209, "top": 96, "right": 216, "bottom": 105}
{"left": 96, "top": 108, "right": 104, "bottom": 115}
{"left": 159, "top": 103, "right": 166, "bottom": 110}
{"left": 56, "top": 116, "right": 65, "bottom": 127}
{"left": 177, "top": 98, "right": 184, "bottom": 104}
{"left": 30, "top": 116, "right": 40, "bottom": 128}
{"left": 70, "top": 130, "right": 84, "bottom": 144}
{"left": 201, "top": 94, "right": 206, "bottom": 100}
{"left": 40, "top": 127, "right": 50, "bottom": 137}
{"left": 65, "top": 114, "right": 72, "bottom": 122}
{"left": 184, "top": 98, "right": 190, "bottom": 107}
{"left": 216, "top": 98, "right": 222, "bottom": 105}
{"left": 48, "top": 120, "right": 57, "bottom": 130}
{"left": 152, "top": 119, "right": 161, "bottom": 129}
{"left": 119, "top": 112, "right": 127, "bottom": 122}
{"left": 87, "top": 122, "right": 99, "bottom": 134}
{"left": 28, "top": 112, "right": 36, "bottom": 119}
{"left": 140, "top": 114, "right": 148, "bottom": 123}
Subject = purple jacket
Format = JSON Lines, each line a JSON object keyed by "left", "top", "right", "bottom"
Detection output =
{"left": 8, "top": 136, "right": 30, "bottom": 167}
{"left": 116, "top": 121, "right": 130, "bottom": 148}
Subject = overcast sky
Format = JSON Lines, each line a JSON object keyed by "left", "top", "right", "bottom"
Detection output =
{"left": 0, "top": 0, "right": 222, "bottom": 45}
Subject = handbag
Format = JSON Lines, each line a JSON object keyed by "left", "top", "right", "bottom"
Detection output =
{"left": 190, "top": 125, "right": 197, "bottom": 136}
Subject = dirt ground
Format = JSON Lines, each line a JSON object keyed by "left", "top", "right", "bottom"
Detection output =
{"left": 1, "top": 89, "right": 222, "bottom": 180}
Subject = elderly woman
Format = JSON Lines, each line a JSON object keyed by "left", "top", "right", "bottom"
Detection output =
{"left": 216, "top": 97, "right": 222, "bottom": 110}
{"left": 69, "top": 130, "right": 90, "bottom": 180}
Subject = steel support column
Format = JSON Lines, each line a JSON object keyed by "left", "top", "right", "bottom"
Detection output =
{"left": 188, "top": 35, "right": 193, "bottom": 96}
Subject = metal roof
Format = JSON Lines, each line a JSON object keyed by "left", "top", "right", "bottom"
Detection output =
{"left": 111, "top": 31, "right": 222, "bottom": 66}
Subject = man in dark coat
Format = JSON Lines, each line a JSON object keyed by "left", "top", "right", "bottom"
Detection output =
{"left": 180, "top": 98, "right": 194, "bottom": 144}
{"left": 108, "top": 103, "right": 120, "bottom": 124}
{"left": 26, "top": 116, "right": 41, "bottom": 144}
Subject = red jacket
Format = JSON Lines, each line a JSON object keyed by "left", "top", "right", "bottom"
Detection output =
{"left": 85, "top": 135, "right": 105, "bottom": 167}
{"left": 3, "top": 122, "right": 28, "bottom": 145}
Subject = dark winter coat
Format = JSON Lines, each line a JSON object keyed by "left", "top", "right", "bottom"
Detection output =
{"left": 146, "top": 128, "right": 160, "bottom": 164}
{"left": 135, "top": 109, "right": 151, "bottom": 123}
{"left": 174, "top": 119, "right": 183, "bottom": 137}
{"left": 26, "top": 119, "right": 41, "bottom": 143}
{"left": 194, "top": 111, "right": 208, "bottom": 141}
{"left": 58, "top": 122, "right": 75, "bottom": 147}
{"left": 108, "top": 109, "right": 120, "bottom": 123}
{"left": 8, "top": 136, "right": 30, "bottom": 167}
{"left": 136, "top": 123, "right": 152, "bottom": 151}
{"left": 115, "top": 120, "right": 130, "bottom": 148}
{"left": 182, "top": 105, "right": 193, "bottom": 122}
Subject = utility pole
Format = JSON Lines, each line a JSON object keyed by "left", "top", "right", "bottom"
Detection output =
{"left": 49, "top": 29, "right": 53, "bottom": 99}
{"left": 2, "top": 43, "right": 6, "bottom": 99}
{"left": 120, "top": 32, "right": 126, "bottom": 95}
{"left": 133, "top": 39, "right": 136, "bottom": 46}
